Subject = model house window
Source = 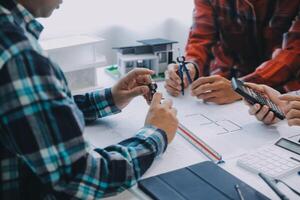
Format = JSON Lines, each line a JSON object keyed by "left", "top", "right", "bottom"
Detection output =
{"left": 158, "top": 52, "right": 167, "bottom": 63}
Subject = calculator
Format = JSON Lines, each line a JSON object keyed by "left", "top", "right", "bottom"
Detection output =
{"left": 237, "top": 138, "right": 300, "bottom": 178}
{"left": 231, "top": 78, "right": 285, "bottom": 120}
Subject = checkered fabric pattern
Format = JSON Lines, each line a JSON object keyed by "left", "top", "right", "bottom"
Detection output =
{"left": 0, "top": 1, "right": 167, "bottom": 199}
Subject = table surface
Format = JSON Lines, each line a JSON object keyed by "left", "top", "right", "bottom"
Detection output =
{"left": 82, "top": 68, "right": 300, "bottom": 200}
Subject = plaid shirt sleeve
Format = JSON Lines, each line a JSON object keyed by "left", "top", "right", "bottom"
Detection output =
{"left": 242, "top": 6, "right": 300, "bottom": 91}
{"left": 185, "top": 0, "right": 218, "bottom": 76}
{"left": 0, "top": 50, "right": 168, "bottom": 199}
{"left": 73, "top": 89, "right": 121, "bottom": 122}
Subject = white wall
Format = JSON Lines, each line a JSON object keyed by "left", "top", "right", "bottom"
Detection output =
{"left": 39, "top": 0, "right": 194, "bottom": 65}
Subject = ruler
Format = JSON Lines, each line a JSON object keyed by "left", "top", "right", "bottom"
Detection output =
{"left": 177, "top": 123, "right": 225, "bottom": 164}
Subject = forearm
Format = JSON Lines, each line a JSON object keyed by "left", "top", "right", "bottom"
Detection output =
{"left": 74, "top": 88, "right": 121, "bottom": 122}
{"left": 1, "top": 100, "right": 167, "bottom": 199}
{"left": 43, "top": 126, "right": 167, "bottom": 198}
{"left": 242, "top": 7, "right": 300, "bottom": 89}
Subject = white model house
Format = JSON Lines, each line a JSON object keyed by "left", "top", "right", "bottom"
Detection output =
{"left": 113, "top": 38, "right": 178, "bottom": 78}
{"left": 40, "top": 35, "right": 106, "bottom": 92}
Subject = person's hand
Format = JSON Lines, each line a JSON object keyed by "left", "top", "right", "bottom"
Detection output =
{"left": 279, "top": 95, "right": 300, "bottom": 126}
{"left": 164, "top": 63, "right": 196, "bottom": 96}
{"left": 191, "top": 75, "right": 242, "bottom": 104}
{"left": 244, "top": 83, "right": 285, "bottom": 125}
{"left": 111, "top": 68, "right": 154, "bottom": 110}
{"left": 144, "top": 93, "right": 178, "bottom": 144}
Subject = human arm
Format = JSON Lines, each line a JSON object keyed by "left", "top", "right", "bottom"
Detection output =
{"left": 185, "top": 0, "right": 218, "bottom": 75}
{"left": 74, "top": 68, "right": 154, "bottom": 122}
{"left": 0, "top": 51, "right": 177, "bottom": 198}
{"left": 164, "top": 0, "right": 217, "bottom": 96}
{"left": 242, "top": 5, "right": 300, "bottom": 91}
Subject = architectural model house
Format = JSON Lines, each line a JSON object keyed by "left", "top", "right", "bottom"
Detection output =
{"left": 40, "top": 35, "right": 106, "bottom": 92}
{"left": 113, "top": 38, "right": 178, "bottom": 79}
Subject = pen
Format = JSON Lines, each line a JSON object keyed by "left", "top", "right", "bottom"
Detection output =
{"left": 235, "top": 184, "right": 245, "bottom": 200}
{"left": 258, "top": 173, "right": 289, "bottom": 200}
{"left": 290, "top": 157, "right": 300, "bottom": 163}
{"left": 274, "top": 178, "right": 300, "bottom": 197}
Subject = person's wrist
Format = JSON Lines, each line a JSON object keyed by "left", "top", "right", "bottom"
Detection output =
{"left": 111, "top": 86, "right": 123, "bottom": 109}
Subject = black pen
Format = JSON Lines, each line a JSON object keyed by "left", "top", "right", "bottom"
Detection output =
{"left": 259, "top": 173, "right": 289, "bottom": 200}
{"left": 235, "top": 184, "right": 245, "bottom": 200}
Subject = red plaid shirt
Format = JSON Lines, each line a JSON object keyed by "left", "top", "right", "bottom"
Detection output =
{"left": 185, "top": 0, "right": 300, "bottom": 92}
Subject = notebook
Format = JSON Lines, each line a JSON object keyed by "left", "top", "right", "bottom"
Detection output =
{"left": 138, "top": 161, "right": 270, "bottom": 200}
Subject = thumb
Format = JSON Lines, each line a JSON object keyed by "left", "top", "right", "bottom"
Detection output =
{"left": 127, "top": 85, "right": 149, "bottom": 98}
{"left": 150, "top": 92, "right": 162, "bottom": 107}
{"left": 244, "top": 82, "right": 265, "bottom": 93}
{"left": 168, "top": 63, "right": 179, "bottom": 71}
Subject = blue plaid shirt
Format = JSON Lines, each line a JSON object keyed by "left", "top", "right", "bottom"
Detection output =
{"left": 0, "top": 1, "right": 167, "bottom": 199}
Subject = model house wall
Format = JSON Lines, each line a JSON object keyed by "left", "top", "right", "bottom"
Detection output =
{"left": 114, "top": 39, "right": 177, "bottom": 77}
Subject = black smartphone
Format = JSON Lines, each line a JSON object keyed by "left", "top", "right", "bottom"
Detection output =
{"left": 231, "top": 78, "right": 285, "bottom": 120}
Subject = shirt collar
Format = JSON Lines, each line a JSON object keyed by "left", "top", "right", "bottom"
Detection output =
{"left": 1, "top": 0, "right": 44, "bottom": 39}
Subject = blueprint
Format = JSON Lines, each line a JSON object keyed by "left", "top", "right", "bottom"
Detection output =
{"left": 84, "top": 82, "right": 300, "bottom": 165}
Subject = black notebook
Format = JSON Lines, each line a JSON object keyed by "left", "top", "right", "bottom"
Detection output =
{"left": 138, "top": 161, "right": 270, "bottom": 200}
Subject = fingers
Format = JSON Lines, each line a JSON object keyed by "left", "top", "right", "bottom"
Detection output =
{"left": 165, "top": 64, "right": 182, "bottom": 96}
{"left": 128, "top": 85, "right": 149, "bottom": 98}
{"left": 191, "top": 75, "right": 220, "bottom": 90}
{"left": 284, "top": 100, "right": 300, "bottom": 112}
{"left": 191, "top": 82, "right": 222, "bottom": 96}
{"left": 164, "top": 84, "right": 180, "bottom": 97}
{"left": 125, "top": 68, "right": 154, "bottom": 83}
{"left": 285, "top": 108, "right": 300, "bottom": 125}
{"left": 136, "top": 75, "right": 152, "bottom": 85}
{"left": 165, "top": 78, "right": 181, "bottom": 91}
{"left": 255, "top": 105, "right": 270, "bottom": 121}
{"left": 196, "top": 90, "right": 220, "bottom": 101}
{"left": 164, "top": 75, "right": 181, "bottom": 96}
{"left": 167, "top": 64, "right": 181, "bottom": 84}
{"left": 244, "top": 83, "right": 265, "bottom": 93}
{"left": 261, "top": 111, "right": 278, "bottom": 125}
{"left": 150, "top": 92, "right": 162, "bottom": 107}
{"left": 285, "top": 109, "right": 300, "bottom": 120}
{"left": 283, "top": 96, "right": 300, "bottom": 126}
{"left": 247, "top": 103, "right": 280, "bottom": 125}
{"left": 248, "top": 103, "right": 261, "bottom": 115}
{"left": 287, "top": 119, "right": 300, "bottom": 126}
{"left": 279, "top": 94, "right": 300, "bottom": 102}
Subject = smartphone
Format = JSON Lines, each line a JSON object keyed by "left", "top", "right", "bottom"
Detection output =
{"left": 231, "top": 78, "right": 285, "bottom": 120}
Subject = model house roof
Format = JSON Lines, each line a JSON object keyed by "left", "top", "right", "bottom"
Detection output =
{"left": 137, "top": 38, "right": 178, "bottom": 46}
{"left": 113, "top": 38, "right": 178, "bottom": 50}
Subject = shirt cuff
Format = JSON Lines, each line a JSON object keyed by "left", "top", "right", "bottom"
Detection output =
{"left": 135, "top": 125, "right": 168, "bottom": 157}
{"left": 93, "top": 88, "right": 121, "bottom": 118}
